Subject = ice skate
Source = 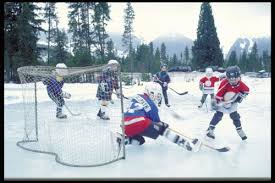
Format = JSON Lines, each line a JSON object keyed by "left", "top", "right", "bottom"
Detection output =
{"left": 237, "top": 128, "right": 247, "bottom": 140}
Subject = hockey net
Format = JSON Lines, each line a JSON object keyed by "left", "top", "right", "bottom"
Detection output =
{"left": 16, "top": 63, "right": 125, "bottom": 167}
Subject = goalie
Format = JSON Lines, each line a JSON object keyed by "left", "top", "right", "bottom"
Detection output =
{"left": 43, "top": 63, "right": 71, "bottom": 119}
{"left": 117, "top": 82, "right": 202, "bottom": 152}
{"left": 96, "top": 60, "right": 121, "bottom": 120}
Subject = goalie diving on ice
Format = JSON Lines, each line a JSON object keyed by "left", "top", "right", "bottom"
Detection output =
{"left": 117, "top": 82, "right": 202, "bottom": 152}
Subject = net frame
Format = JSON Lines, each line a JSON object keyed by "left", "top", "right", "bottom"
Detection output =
{"left": 16, "top": 63, "right": 126, "bottom": 167}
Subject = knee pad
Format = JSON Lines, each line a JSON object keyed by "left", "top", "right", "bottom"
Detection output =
{"left": 154, "top": 122, "right": 169, "bottom": 136}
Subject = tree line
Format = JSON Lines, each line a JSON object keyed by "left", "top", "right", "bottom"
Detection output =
{"left": 4, "top": 2, "right": 270, "bottom": 83}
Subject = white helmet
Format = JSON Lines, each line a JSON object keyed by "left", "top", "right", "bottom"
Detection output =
{"left": 108, "top": 59, "right": 119, "bottom": 65}
{"left": 205, "top": 68, "right": 213, "bottom": 77}
{"left": 55, "top": 63, "right": 68, "bottom": 76}
{"left": 144, "top": 82, "right": 162, "bottom": 105}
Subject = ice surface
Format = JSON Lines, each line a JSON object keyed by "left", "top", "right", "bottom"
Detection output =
{"left": 4, "top": 72, "right": 271, "bottom": 179}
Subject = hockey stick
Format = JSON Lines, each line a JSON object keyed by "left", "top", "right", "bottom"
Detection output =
{"left": 169, "top": 128, "right": 230, "bottom": 152}
{"left": 64, "top": 104, "right": 81, "bottom": 116}
{"left": 112, "top": 92, "right": 129, "bottom": 100}
{"left": 154, "top": 77, "right": 188, "bottom": 95}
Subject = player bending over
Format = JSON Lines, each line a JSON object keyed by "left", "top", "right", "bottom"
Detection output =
{"left": 206, "top": 65, "right": 249, "bottom": 140}
{"left": 96, "top": 60, "right": 121, "bottom": 120}
{"left": 43, "top": 63, "right": 71, "bottom": 119}
{"left": 117, "top": 82, "right": 202, "bottom": 152}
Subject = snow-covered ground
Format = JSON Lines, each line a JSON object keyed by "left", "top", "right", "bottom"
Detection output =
{"left": 4, "top": 72, "right": 271, "bottom": 179}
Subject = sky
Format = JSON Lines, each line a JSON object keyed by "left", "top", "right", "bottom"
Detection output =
{"left": 40, "top": 2, "right": 271, "bottom": 54}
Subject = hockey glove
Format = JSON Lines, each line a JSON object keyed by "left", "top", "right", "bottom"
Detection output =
{"left": 199, "top": 83, "right": 203, "bottom": 91}
{"left": 163, "top": 82, "right": 168, "bottom": 87}
{"left": 62, "top": 91, "right": 71, "bottom": 99}
{"left": 235, "top": 92, "right": 248, "bottom": 103}
{"left": 211, "top": 99, "right": 218, "bottom": 111}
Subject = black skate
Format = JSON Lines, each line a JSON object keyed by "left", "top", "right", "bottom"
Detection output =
{"left": 237, "top": 128, "right": 247, "bottom": 140}
{"left": 99, "top": 112, "right": 110, "bottom": 120}
{"left": 56, "top": 112, "right": 67, "bottom": 119}
{"left": 165, "top": 103, "right": 171, "bottom": 107}
{"left": 206, "top": 128, "right": 215, "bottom": 139}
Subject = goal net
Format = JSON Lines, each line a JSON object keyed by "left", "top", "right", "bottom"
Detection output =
{"left": 16, "top": 63, "right": 126, "bottom": 167}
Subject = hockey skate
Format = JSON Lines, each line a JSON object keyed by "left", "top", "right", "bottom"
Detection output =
{"left": 56, "top": 112, "right": 67, "bottom": 119}
{"left": 97, "top": 111, "right": 110, "bottom": 120}
{"left": 206, "top": 127, "right": 215, "bottom": 139}
{"left": 237, "top": 128, "right": 247, "bottom": 140}
{"left": 198, "top": 102, "right": 203, "bottom": 108}
{"left": 165, "top": 103, "right": 171, "bottom": 107}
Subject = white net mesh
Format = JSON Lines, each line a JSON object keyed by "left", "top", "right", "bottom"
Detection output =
{"left": 16, "top": 64, "right": 125, "bottom": 167}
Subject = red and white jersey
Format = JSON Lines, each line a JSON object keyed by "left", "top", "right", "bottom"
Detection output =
{"left": 199, "top": 76, "right": 220, "bottom": 94}
{"left": 215, "top": 79, "right": 249, "bottom": 101}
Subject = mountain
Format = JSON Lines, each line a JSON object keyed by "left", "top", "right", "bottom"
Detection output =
{"left": 151, "top": 33, "right": 193, "bottom": 58}
{"left": 226, "top": 36, "right": 271, "bottom": 60}
{"left": 37, "top": 31, "right": 143, "bottom": 57}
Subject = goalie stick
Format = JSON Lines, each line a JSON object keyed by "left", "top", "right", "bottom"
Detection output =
{"left": 169, "top": 128, "right": 230, "bottom": 152}
{"left": 154, "top": 77, "right": 188, "bottom": 96}
{"left": 64, "top": 104, "right": 81, "bottom": 116}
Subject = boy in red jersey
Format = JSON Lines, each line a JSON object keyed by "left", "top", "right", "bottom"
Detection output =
{"left": 206, "top": 66, "right": 249, "bottom": 140}
{"left": 198, "top": 68, "right": 221, "bottom": 108}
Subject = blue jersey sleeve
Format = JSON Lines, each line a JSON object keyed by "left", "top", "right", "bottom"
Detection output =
{"left": 43, "top": 77, "right": 64, "bottom": 96}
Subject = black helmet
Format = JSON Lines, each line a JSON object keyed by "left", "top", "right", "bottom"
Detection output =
{"left": 160, "top": 63, "right": 167, "bottom": 69}
{"left": 226, "top": 66, "right": 241, "bottom": 79}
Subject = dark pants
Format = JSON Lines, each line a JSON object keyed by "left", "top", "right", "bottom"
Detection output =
{"left": 129, "top": 122, "right": 167, "bottom": 145}
{"left": 48, "top": 93, "right": 64, "bottom": 114}
{"left": 159, "top": 88, "right": 169, "bottom": 105}
{"left": 200, "top": 93, "right": 214, "bottom": 104}
{"left": 209, "top": 111, "right": 242, "bottom": 130}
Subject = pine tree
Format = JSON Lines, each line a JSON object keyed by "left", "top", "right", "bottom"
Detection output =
{"left": 192, "top": 2, "right": 224, "bottom": 70}
{"left": 92, "top": 2, "right": 110, "bottom": 63}
{"left": 52, "top": 28, "right": 69, "bottom": 66}
{"left": 248, "top": 42, "right": 260, "bottom": 72}
{"left": 153, "top": 47, "right": 161, "bottom": 73}
{"left": 226, "top": 50, "right": 238, "bottom": 67}
{"left": 122, "top": 2, "right": 135, "bottom": 73}
{"left": 106, "top": 38, "right": 116, "bottom": 61}
{"left": 262, "top": 50, "right": 270, "bottom": 72}
{"left": 184, "top": 46, "right": 189, "bottom": 66}
{"left": 4, "top": 2, "right": 44, "bottom": 82}
{"left": 43, "top": 2, "right": 58, "bottom": 65}
{"left": 160, "top": 42, "right": 168, "bottom": 65}
{"left": 239, "top": 50, "right": 248, "bottom": 72}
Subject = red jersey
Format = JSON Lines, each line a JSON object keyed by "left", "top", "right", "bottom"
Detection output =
{"left": 215, "top": 79, "right": 249, "bottom": 101}
{"left": 199, "top": 76, "right": 220, "bottom": 94}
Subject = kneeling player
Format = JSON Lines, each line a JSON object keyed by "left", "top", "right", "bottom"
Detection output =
{"left": 206, "top": 66, "right": 249, "bottom": 140}
{"left": 117, "top": 82, "right": 202, "bottom": 152}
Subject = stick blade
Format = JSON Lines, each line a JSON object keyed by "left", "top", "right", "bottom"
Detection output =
{"left": 216, "top": 146, "right": 230, "bottom": 152}
{"left": 179, "top": 91, "right": 188, "bottom": 95}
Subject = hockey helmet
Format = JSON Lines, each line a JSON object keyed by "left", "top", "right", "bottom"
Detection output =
{"left": 205, "top": 67, "right": 213, "bottom": 77}
{"left": 144, "top": 82, "right": 162, "bottom": 105}
{"left": 108, "top": 59, "right": 119, "bottom": 65}
{"left": 226, "top": 66, "right": 241, "bottom": 86}
{"left": 160, "top": 64, "right": 167, "bottom": 69}
{"left": 55, "top": 63, "right": 68, "bottom": 76}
